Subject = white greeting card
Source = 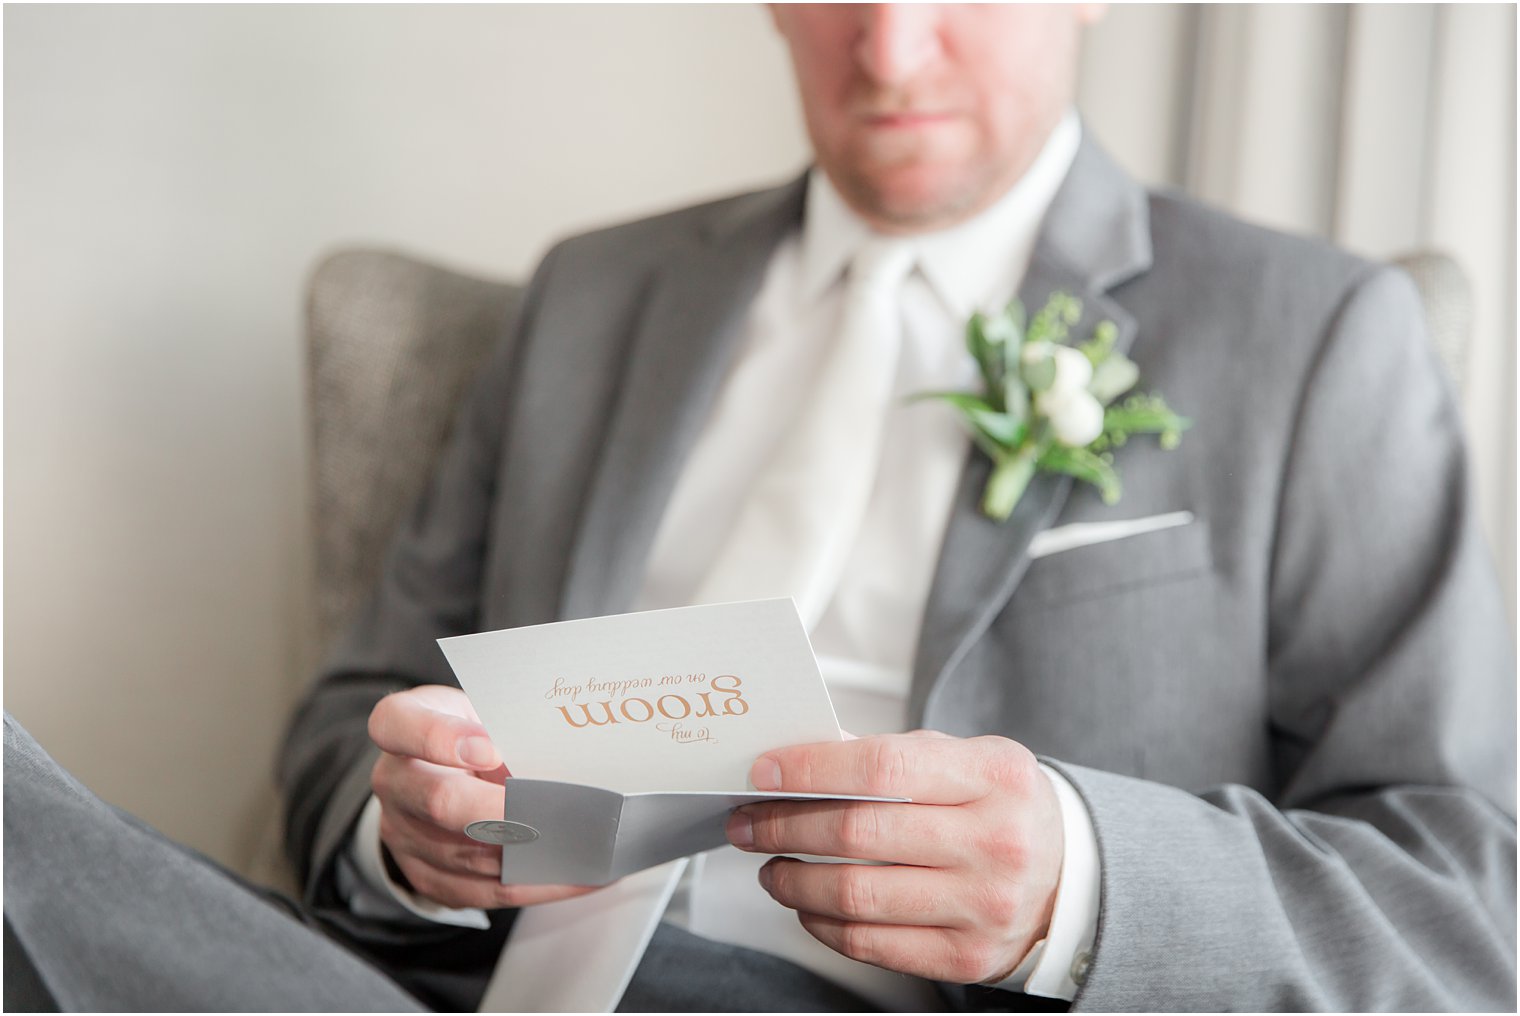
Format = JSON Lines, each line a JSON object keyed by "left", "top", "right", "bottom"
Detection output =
{"left": 438, "top": 599, "right": 896, "bottom": 884}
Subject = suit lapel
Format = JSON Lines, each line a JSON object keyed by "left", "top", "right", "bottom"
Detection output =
{"left": 910, "top": 135, "right": 1153, "bottom": 726}
{"left": 560, "top": 178, "right": 808, "bottom": 620}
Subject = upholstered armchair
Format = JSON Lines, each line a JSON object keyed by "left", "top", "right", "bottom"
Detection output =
{"left": 249, "top": 245, "right": 1471, "bottom": 892}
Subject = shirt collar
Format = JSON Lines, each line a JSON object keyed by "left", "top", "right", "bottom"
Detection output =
{"left": 797, "top": 109, "right": 1083, "bottom": 319}
{"left": 798, "top": 170, "right": 875, "bottom": 307}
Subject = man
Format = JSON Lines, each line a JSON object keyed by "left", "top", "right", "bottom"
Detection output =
{"left": 6, "top": 4, "right": 1513, "bottom": 1012}
{"left": 279, "top": 3, "right": 1515, "bottom": 1011}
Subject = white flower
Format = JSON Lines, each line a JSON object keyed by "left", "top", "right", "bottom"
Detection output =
{"left": 1036, "top": 387, "right": 1105, "bottom": 447}
{"left": 1048, "top": 345, "right": 1093, "bottom": 393}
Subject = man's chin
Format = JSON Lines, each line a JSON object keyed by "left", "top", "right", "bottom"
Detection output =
{"left": 840, "top": 168, "right": 993, "bottom": 235}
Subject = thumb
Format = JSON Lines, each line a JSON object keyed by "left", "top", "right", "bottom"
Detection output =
{"left": 368, "top": 689, "right": 502, "bottom": 770}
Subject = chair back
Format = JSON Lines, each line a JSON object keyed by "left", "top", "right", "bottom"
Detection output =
{"left": 1392, "top": 250, "right": 1473, "bottom": 395}
{"left": 306, "top": 250, "right": 523, "bottom": 652}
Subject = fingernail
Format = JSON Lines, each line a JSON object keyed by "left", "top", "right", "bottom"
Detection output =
{"left": 727, "top": 811, "right": 754, "bottom": 849}
{"left": 750, "top": 757, "right": 782, "bottom": 791}
{"left": 459, "top": 736, "right": 497, "bottom": 768}
{"left": 757, "top": 860, "right": 775, "bottom": 891}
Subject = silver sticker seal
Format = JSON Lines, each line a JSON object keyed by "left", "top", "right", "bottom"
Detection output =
{"left": 464, "top": 819, "right": 541, "bottom": 845}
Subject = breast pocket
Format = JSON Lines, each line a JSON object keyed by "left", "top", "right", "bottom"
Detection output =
{"left": 967, "top": 518, "right": 1248, "bottom": 784}
{"left": 1012, "top": 517, "right": 1214, "bottom": 610}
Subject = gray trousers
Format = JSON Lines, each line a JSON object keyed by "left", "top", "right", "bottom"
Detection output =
{"left": 3, "top": 715, "right": 882, "bottom": 1012}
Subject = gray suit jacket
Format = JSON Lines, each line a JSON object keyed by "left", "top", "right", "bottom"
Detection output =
{"left": 280, "top": 136, "right": 1517, "bottom": 1011}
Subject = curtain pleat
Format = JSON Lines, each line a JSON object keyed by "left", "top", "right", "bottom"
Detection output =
{"left": 1079, "top": 3, "right": 1516, "bottom": 622}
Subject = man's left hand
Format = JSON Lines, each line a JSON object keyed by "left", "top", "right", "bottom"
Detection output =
{"left": 725, "top": 731, "right": 1064, "bottom": 985}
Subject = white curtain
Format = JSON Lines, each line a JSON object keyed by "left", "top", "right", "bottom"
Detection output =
{"left": 1079, "top": 3, "right": 1516, "bottom": 622}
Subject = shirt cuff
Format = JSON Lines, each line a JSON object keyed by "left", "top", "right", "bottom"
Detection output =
{"left": 987, "top": 763, "right": 1101, "bottom": 1001}
{"left": 336, "top": 794, "right": 492, "bottom": 930}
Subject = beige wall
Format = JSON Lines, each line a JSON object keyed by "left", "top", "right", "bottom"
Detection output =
{"left": 5, "top": 4, "right": 810, "bottom": 872}
{"left": 7, "top": 4, "right": 1513, "bottom": 875}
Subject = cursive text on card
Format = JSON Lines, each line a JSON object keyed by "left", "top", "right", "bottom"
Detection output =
{"left": 554, "top": 674, "right": 749, "bottom": 729}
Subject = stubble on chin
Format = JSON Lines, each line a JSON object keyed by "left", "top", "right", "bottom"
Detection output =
{"left": 830, "top": 147, "right": 998, "bottom": 235}
{"left": 825, "top": 103, "right": 1059, "bottom": 235}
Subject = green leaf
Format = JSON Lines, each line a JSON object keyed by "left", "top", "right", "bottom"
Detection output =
{"left": 1002, "top": 373, "right": 1030, "bottom": 424}
{"left": 910, "top": 391, "right": 1024, "bottom": 449}
{"left": 1007, "top": 297, "right": 1028, "bottom": 336}
{"left": 982, "top": 307, "right": 1020, "bottom": 347}
{"left": 1078, "top": 319, "right": 1119, "bottom": 366}
{"left": 965, "top": 315, "right": 1001, "bottom": 399}
{"left": 969, "top": 411, "right": 1024, "bottom": 448}
{"left": 998, "top": 299, "right": 1027, "bottom": 377}
{"left": 1021, "top": 350, "right": 1056, "bottom": 393}
{"left": 906, "top": 389, "right": 997, "bottom": 412}
{"left": 983, "top": 451, "right": 1038, "bottom": 521}
{"left": 1038, "top": 444, "right": 1122, "bottom": 504}
{"left": 1027, "top": 292, "right": 1081, "bottom": 347}
{"left": 1088, "top": 353, "right": 1140, "bottom": 405}
{"left": 1102, "top": 394, "right": 1192, "bottom": 444}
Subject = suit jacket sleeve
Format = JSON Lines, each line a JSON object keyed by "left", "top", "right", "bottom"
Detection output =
{"left": 275, "top": 243, "right": 571, "bottom": 995}
{"left": 1055, "top": 266, "right": 1516, "bottom": 1011}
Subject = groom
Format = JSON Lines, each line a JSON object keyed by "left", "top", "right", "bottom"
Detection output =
{"left": 6, "top": 4, "right": 1511, "bottom": 1012}
{"left": 279, "top": 4, "right": 1515, "bottom": 1011}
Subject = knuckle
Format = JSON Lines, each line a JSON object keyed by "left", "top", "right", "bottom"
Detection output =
{"left": 862, "top": 739, "right": 910, "bottom": 797}
{"left": 971, "top": 881, "right": 1020, "bottom": 925}
{"left": 788, "top": 750, "right": 819, "bottom": 793}
{"left": 494, "top": 882, "right": 529, "bottom": 908}
{"left": 755, "top": 808, "right": 792, "bottom": 854}
{"left": 376, "top": 809, "right": 401, "bottom": 847}
{"left": 837, "top": 921, "right": 879, "bottom": 965}
{"left": 470, "top": 849, "right": 504, "bottom": 878}
{"left": 977, "top": 737, "right": 1034, "bottom": 791}
{"left": 425, "top": 726, "right": 459, "bottom": 766}
{"left": 835, "top": 865, "right": 878, "bottom": 921}
{"left": 838, "top": 922, "right": 866, "bottom": 960}
{"left": 421, "top": 778, "right": 457, "bottom": 826}
{"left": 400, "top": 860, "right": 444, "bottom": 903}
{"left": 836, "top": 803, "right": 881, "bottom": 856}
{"left": 976, "top": 823, "right": 1028, "bottom": 870}
{"left": 950, "top": 936, "right": 998, "bottom": 984}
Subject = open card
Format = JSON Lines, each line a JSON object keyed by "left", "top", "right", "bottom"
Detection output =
{"left": 438, "top": 598, "right": 900, "bottom": 885}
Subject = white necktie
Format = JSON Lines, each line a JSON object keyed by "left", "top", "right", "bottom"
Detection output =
{"left": 694, "top": 239, "right": 916, "bottom": 628}
{"left": 479, "top": 858, "right": 690, "bottom": 1013}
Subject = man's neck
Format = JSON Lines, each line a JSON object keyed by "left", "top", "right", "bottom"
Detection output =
{"left": 799, "top": 110, "right": 1083, "bottom": 319}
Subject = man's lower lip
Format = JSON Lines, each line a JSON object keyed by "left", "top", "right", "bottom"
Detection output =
{"left": 867, "top": 114, "right": 954, "bottom": 128}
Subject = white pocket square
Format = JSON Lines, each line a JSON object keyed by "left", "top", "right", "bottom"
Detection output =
{"left": 1027, "top": 510, "right": 1196, "bottom": 560}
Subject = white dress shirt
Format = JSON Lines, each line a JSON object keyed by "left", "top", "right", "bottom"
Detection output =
{"left": 341, "top": 108, "right": 1099, "bottom": 1008}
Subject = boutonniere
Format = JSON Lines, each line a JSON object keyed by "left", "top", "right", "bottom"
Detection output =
{"left": 913, "top": 293, "right": 1190, "bottom": 522}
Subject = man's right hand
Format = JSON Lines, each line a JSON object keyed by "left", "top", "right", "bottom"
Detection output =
{"left": 367, "top": 685, "right": 598, "bottom": 910}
